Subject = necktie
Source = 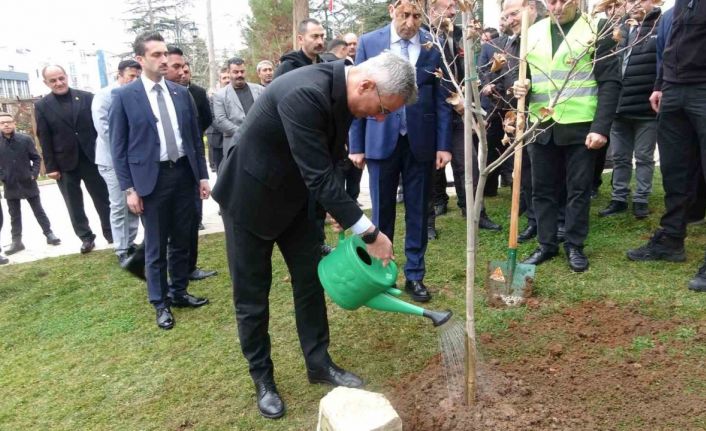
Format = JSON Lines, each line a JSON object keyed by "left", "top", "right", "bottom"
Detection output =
{"left": 399, "top": 39, "right": 410, "bottom": 136}
{"left": 153, "top": 84, "right": 179, "bottom": 162}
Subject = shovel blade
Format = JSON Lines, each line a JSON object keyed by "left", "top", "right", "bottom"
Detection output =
{"left": 486, "top": 260, "right": 535, "bottom": 307}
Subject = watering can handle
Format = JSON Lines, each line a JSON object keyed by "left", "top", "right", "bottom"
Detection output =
{"left": 338, "top": 231, "right": 346, "bottom": 243}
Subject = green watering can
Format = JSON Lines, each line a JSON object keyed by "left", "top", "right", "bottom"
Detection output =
{"left": 318, "top": 232, "right": 452, "bottom": 327}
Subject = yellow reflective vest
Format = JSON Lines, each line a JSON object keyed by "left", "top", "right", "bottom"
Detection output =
{"left": 526, "top": 14, "right": 599, "bottom": 124}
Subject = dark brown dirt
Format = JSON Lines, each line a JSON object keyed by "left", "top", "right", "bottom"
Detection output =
{"left": 387, "top": 301, "right": 706, "bottom": 430}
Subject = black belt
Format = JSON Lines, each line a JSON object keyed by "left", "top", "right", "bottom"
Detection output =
{"left": 159, "top": 156, "right": 187, "bottom": 168}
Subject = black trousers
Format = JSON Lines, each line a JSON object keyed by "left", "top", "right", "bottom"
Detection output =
{"left": 658, "top": 83, "right": 706, "bottom": 239}
{"left": 212, "top": 147, "right": 224, "bottom": 173}
{"left": 528, "top": 139, "right": 595, "bottom": 251}
{"left": 142, "top": 158, "right": 195, "bottom": 309}
{"left": 7, "top": 196, "right": 52, "bottom": 240}
{"left": 55, "top": 152, "right": 111, "bottom": 241}
{"left": 223, "top": 210, "right": 330, "bottom": 383}
{"left": 337, "top": 158, "right": 363, "bottom": 201}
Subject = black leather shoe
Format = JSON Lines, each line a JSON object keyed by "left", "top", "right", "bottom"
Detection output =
{"left": 198, "top": 223, "right": 205, "bottom": 231}
{"left": 517, "top": 225, "right": 537, "bottom": 243}
{"left": 427, "top": 225, "right": 438, "bottom": 240}
{"left": 168, "top": 293, "right": 209, "bottom": 308}
{"left": 633, "top": 202, "right": 650, "bottom": 219}
{"left": 479, "top": 215, "right": 502, "bottom": 231}
{"left": 117, "top": 254, "right": 129, "bottom": 265}
{"left": 626, "top": 229, "right": 686, "bottom": 262}
{"left": 565, "top": 245, "right": 589, "bottom": 272}
{"left": 0, "top": 254, "right": 8, "bottom": 265}
{"left": 80, "top": 238, "right": 95, "bottom": 254}
{"left": 189, "top": 268, "right": 217, "bottom": 280}
{"left": 255, "top": 380, "right": 285, "bottom": 419}
{"left": 156, "top": 307, "right": 174, "bottom": 330}
{"left": 105, "top": 235, "right": 114, "bottom": 244}
{"left": 599, "top": 200, "right": 627, "bottom": 217}
{"left": 46, "top": 232, "right": 61, "bottom": 245}
{"left": 308, "top": 362, "right": 364, "bottom": 388}
{"left": 434, "top": 202, "right": 448, "bottom": 217}
{"left": 121, "top": 244, "right": 146, "bottom": 279}
{"left": 522, "top": 247, "right": 558, "bottom": 265}
{"left": 405, "top": 280, "right": 431, "bottom": 302}
{"left": 5, "top": 240, "right": 25, "bottom": 255}
{"left": 557, "top": 225, "right": 566, "bottom": 243}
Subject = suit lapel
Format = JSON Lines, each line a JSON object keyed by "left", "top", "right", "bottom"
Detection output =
{"left": 416, "top": 29, "right": 433, "bottom": 69}
{"left": 132, "top": 81, "right": 159, "bottom": 134}
{"left": 70, "top": 89, "right": 81, "bottom": 126}
{"left": 227, "top": 85, "right": 244, "bottom": 115}
{"left": 44, "top": 94, "right": 73, "bottom": 129}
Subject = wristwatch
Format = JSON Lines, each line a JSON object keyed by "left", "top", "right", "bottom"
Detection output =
{"left": 360, "top": 227, "right": 380, "bottom": 244}
{"left": 125, "top": 187, "right": 135, "bottom": 195}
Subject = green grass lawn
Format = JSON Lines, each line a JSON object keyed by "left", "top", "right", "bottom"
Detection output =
{"left": 2, "top": 172, "right": 706, "bottom": 430}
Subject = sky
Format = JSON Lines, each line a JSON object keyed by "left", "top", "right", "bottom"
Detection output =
{"left": 5, "top": 0, "right": 251, "bottom": 57}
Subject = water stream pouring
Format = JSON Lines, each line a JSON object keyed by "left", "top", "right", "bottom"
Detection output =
{"left": 318, "top": 232, "right": 452, "bottom": 327}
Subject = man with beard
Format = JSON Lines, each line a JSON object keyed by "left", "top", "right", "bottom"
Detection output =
{"left": 256, "top": 60, "right": 274, "bottom": 87}
{"left": 213, "top": 57, "right": 265, "bottom": 154}
{"left": 274, "top": 18, "right": 325, "bottom": 77}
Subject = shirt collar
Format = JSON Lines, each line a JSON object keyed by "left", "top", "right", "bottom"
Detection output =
{"left": 390, "top": 25, "right": 420, "bottom": 46}
{"left": 141, "top": 74, "right": 168, "bottom": 93}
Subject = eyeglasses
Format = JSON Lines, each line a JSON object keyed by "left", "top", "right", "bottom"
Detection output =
{"left": 375, "top": 86, "right": 392, "bottom": 116}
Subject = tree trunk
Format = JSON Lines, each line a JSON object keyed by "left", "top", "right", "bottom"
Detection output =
{"left": 205, "top": 0, "right": 217, "bottom": 91}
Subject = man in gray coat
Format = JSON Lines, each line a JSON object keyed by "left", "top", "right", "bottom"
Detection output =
{"left": 212, "top": 58, "right": 265, "bottom": 154}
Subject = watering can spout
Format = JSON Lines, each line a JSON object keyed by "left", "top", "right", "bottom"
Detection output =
{"left": 423, "top": 309, "right": 453, "bottom": 327}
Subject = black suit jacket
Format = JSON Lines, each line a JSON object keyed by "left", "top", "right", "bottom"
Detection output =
{"left": 212, "top": 61, "right": 363, "bottom": 240}
{"left": 187, "top": 84, "right": 212, "bottom": 137}
{"left": 34, "top": 88, "right": 97, "bottom": 172}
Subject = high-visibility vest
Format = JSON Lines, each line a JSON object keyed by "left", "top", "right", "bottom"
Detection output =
{"left": 526, "top": 15, "right": 598, "bottom": 124}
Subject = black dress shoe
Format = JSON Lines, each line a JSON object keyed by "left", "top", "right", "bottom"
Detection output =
{"left": 434, "top": 202, "right": 448, "bottom": 216}
{"left": 307, "top": 362, "right": 364, "bottom": 388}
{"left": 565, "top": 245, "right": 589, "bottom": 272}
{"left": 5, "top": 240, "right": 25, "bottom": 255}
{"left": 121, "top": 244, "right": 146, "bottom": 279}
{"left": 633, "top": 202, "right": 650, "bottom": 219}
{"left": 189, "top": 268, "right": 217, "bottom": 280}
{"left": 80, "top": 238, "right": 95, "bottom": 254}
{"left": 522, "top": 247, "right": 558, "bottom": 265}
{"left": 156, "top": 307, "right": 174, "bottom": 330}
{"left": 255, "top": 380, "right": 285, "bottom": 419}
{"left": 405, "top": 280, "right": 431, "bottom": 302}
{"left": 169, "top": 293, "right": 209, "bottom": 308}
{"left": 0, "top": 254, "right": 8, "bottom": 265}
{"left": 198, "top": 223, "right": 205, "bottom": 231}
{"left": 517, "top": 225, "right": 537, "bottom": 243}
{"left": 599, "top": 200, "right": 627, "bottom": 217}
{"left": 427, "top": 225, "right": 438, "bottom": 240}
{"left": 557, "top": 225, "right": 566, "bottom": 243}
{"left": 479, "top": 215, "right": 502, "bottom": 231}
{"left": 46, "top": 232, "right": 61, "bottom": 245}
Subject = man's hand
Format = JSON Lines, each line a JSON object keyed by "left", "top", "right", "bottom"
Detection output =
{"left": 349, "top": 153, "right": 366, "bottom": 170}
{"left": 199, "top": 179, "right": 211, "bottom": 200}
{"left": 127, "top": 191, "right": 144, "bottom": 215}
{"left": 512, "top": 79, "right": 531, "bottom": 98}
{"left": 585, "top": 132, "right": 608, "bottom": 150}
{"left": 331, "top": 218, "right": 343, "bottom": 233}
{"left": 47, "top": 171, "right": 61, "bottom": 180}
{"left": 363, "top": 227, "right": 394, "bottom": 267}
{"left": 436, "top": 151, "right": 452, "bottom": 170}
{"left": 649, "top": 91, "right": 662, "bottom": 113}
{"left": 481, "top": 84, "right": 495, "bottom": 97}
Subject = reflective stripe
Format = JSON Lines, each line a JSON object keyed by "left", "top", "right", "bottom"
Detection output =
{"left": 530, "top": 86, "right": 599, "bottom": 103}
{"left": 532, "top": 70, "right": 595, "bottom": 84}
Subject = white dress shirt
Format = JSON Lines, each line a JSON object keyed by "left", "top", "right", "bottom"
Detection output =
{"left": 390, "top": 25, "right": 421, "bottom": 66}
{"left": 140, "top": 75, "right": 184, "bottom": 161}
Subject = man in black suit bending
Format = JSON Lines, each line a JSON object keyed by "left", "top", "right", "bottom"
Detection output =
{"left": 212, "top": 52, "right": 415, "bottom": 419}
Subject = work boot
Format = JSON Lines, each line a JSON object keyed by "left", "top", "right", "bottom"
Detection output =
{"left": 599, "top": 200, "right": 627, "bottom": 217}
{"left": 688, "top": 261, "right": 706, "bottom": 292}
{"left": 5, "top": 239, "right": 25, "bottom": 255}
{"left": 626, "top": 229, "right": 686, "bottom": 262}
{"left": 46, "top": 232, "right": 61, "bottom": 245}
{"left": 633, "top": 202, "right": 650, "bottom": 219}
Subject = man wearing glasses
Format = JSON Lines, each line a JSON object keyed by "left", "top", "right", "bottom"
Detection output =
{"left": 349, "top": 0, "right": 452, "bottom": 304}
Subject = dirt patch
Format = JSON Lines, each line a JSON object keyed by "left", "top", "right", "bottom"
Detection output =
{"left": 387, "top": 301, "right": 706, "bottom": 430}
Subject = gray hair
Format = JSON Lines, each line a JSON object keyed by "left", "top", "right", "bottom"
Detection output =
{"left": 256, "top": 60, "right": 274, "bottom": 72}
{"left": 358, "top": 51, "right": 417, "bottom": 105}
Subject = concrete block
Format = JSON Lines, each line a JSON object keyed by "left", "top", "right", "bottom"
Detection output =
{"left": 317, "top": 387, "right": 403, "bottom": 431}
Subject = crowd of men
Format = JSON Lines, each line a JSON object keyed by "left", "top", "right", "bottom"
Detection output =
{"left": 1, "top": 0, "right": 705, "bottom": 420}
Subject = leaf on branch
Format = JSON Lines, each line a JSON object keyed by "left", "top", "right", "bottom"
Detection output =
{"left": 446, "top": 92, "right": 463, "bottom": 108}
{"left": 440, "top": 18, "right": 454, "bottom": 33}
{"left": 565, "top": 57, "right": 578, "bottom": 66}
{"left": 490, "top": 53, "right": 507, "bottom": 73}
{"left": 465, "top": 19, "right": 482, "bottom": 40}
{"left": 539, "top": 107, "right": 554, "bottom": 118}
{"left": 457, "top": 0, "right": 471, "bottom": 12}
{"left": 503, "top": 111, "right": 517, "bottom": 134}
{"left": 612, "top": 26, "right": 623, "bottom": 43}
{"left": 501, "top": 134, "right": 511, "bottom": 146}
{"left": 433, "top": 67, "right": 444, "bottom": 78}
{"left": 625, "top": 18, "right": 639, "bottom": 27}
{"left": 422, "top": 41, "right": 434, "bottom": 51}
